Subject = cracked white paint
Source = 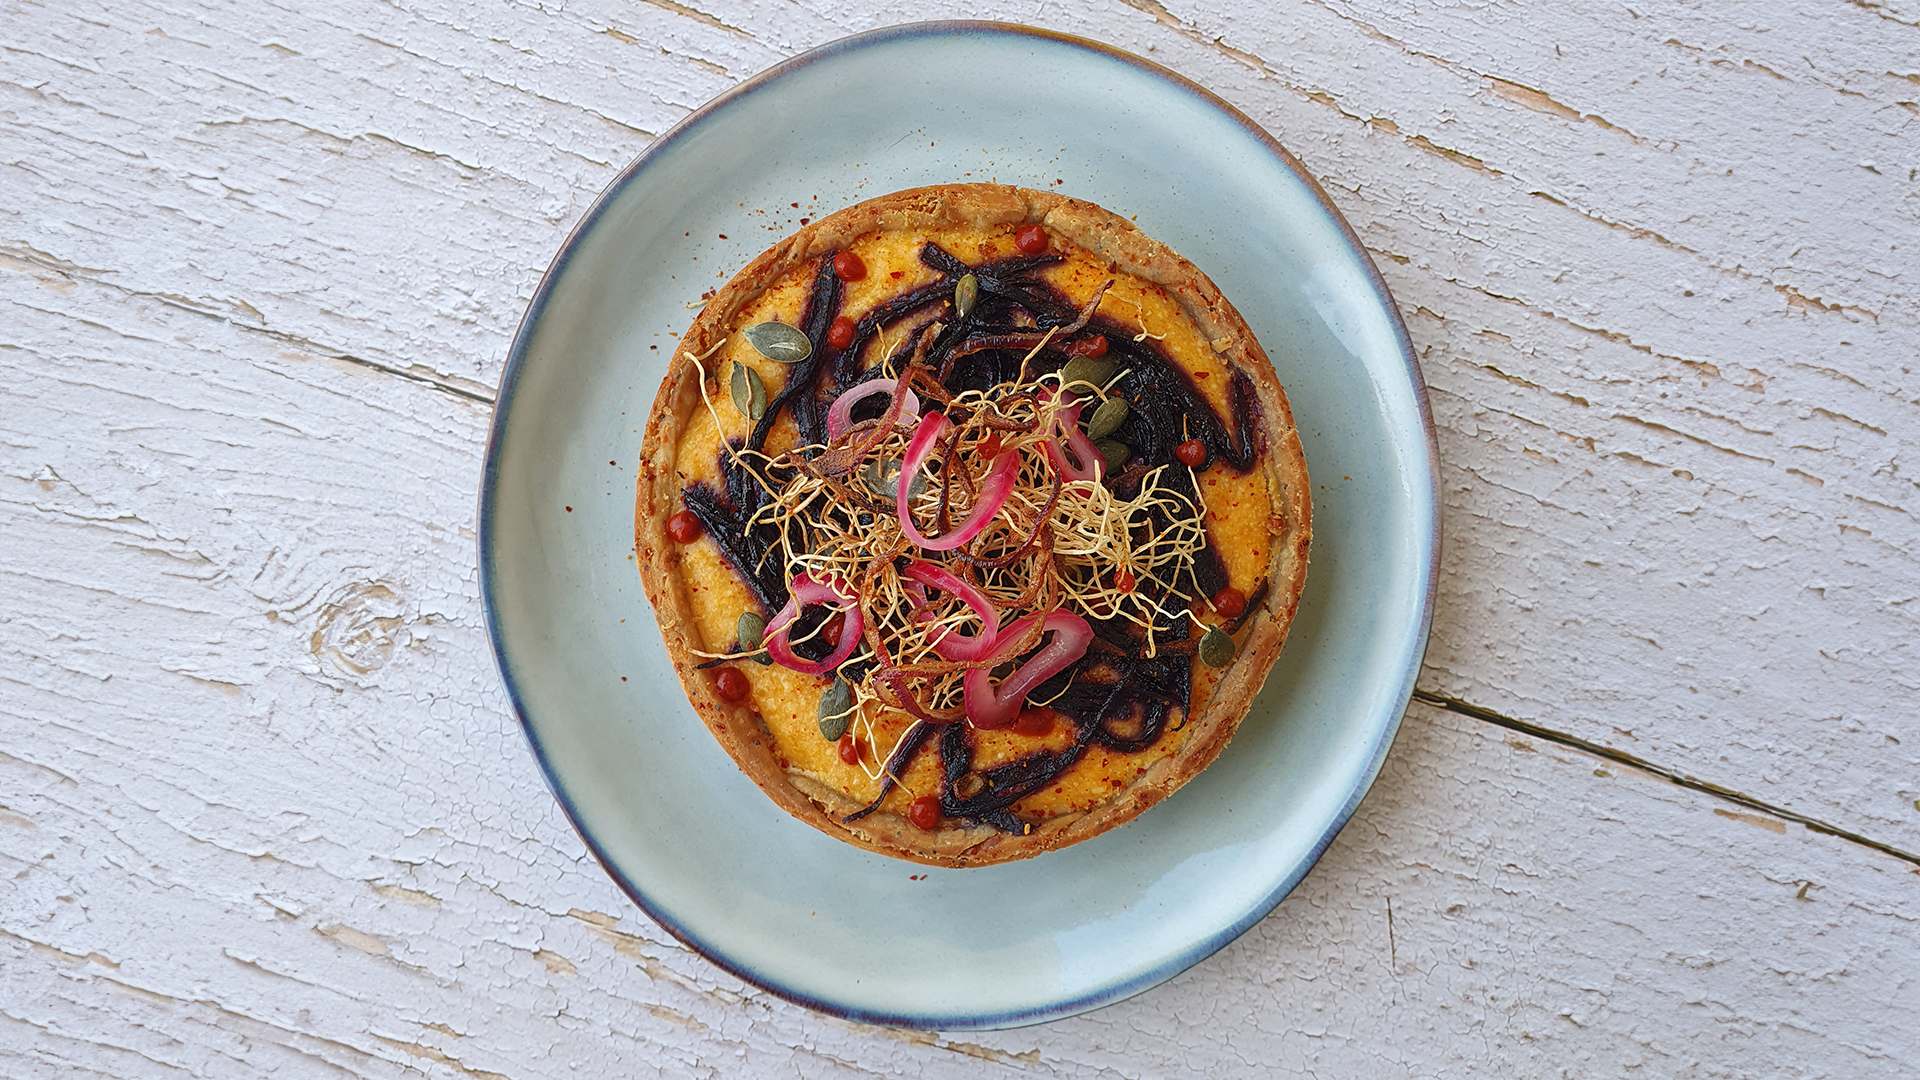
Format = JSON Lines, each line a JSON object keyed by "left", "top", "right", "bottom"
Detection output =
{"left": 2, "top": 1, "right": 1917, "bottom": 1076}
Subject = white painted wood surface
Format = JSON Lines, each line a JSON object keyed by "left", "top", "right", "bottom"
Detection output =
{"left": 3, "top": 2, "right": 1916, "bottom": 1076}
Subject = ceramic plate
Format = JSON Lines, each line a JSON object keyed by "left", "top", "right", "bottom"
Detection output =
{"left": 481, "top": 22, "right": 1437, "bottom": 1030}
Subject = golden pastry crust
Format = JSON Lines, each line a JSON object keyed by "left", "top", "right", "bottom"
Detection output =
{"left": 636, "top": 184, "right": 1310, "bottom": 866}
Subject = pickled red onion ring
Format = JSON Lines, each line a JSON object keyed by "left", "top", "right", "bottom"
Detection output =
{"left": 902, "top": 579, "right": 939, "bottom": 623}
{"left": 1039, "top": 393, "right": 1103, "bottom": 482}
{"left": 902, "top": 561, "right": 1000, "bottom": 662}
{"left": 962, "top": 610, "right": 1092, "bottom": 730}
{"left": 897, "top": 412, "right": 1019, "bottom": 551}
{"left": 764, "top": 573, "right": 863, "bottom": 675}
{"left": 825, "top": 378, "right": 921, "bottom": 441}
{"left": 1046, "top": 426, "right": 1104, "bottom": 483}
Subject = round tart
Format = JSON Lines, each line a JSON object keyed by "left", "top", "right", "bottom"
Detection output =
{"left": 636, "top": 184, "right": 1309, "bottom": 867}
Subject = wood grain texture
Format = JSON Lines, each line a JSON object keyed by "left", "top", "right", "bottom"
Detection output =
{"left": 2, "top": 0, "right": 1916, "bottom": 1075}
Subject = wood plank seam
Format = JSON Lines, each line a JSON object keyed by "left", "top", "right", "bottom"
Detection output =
{"left": 1415, "top": 690, "right": 1920, "bottom": 867}
{"left": 0, "top": 248, "right": 499, "bottom": 407}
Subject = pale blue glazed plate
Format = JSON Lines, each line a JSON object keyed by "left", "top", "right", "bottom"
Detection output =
{"left": 482, "top": 22, "right": 1436, "bottom": 1030}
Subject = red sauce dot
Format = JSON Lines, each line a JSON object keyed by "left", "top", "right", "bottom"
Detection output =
{"left": 838, "top": 734, "right": 862, "bottom": 765}
{"left": 1211, "top": 586, "right": 1247, "bottom": 619}
{"left": 827, "top": 315, "right": 856, "bottom": 350}
{"left": 821, "top": 610, "right": 847, "bottom": 643}
{"left": 1013, "top": 708, "right": 1056, "bottom": 738}
{"left": 1014, "top": 224, "right": 1049, "bottom": 254}
{"left": 909, "top": 795, "right": 941, "bottom": 830}
{"left": 1064, "top": 334, "right": 1108, "bottom": 359}
{"left": 1115, "top": 570, "right": 1136, "bottom": 593}
{"left": 667, "top": 510, "right": 703, "bottom": 544}
{"left": 712, "top": 667, "right": 749, "bottom": 701}
{"left": 833, "top": 250, "right": 866, "bottom": 281}
{"left": 1175, "top": 439, "right": 1206, "bottom": 468}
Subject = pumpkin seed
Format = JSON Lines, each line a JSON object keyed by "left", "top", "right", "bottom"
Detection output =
{"left": 737, "top": 610, "right": 772, "bottom": 665}
{"left": 817, "top": 677, "right": 855, "bottom": 741}
{"left": 729, "top": 361, "right": 767, "bottom": 420}
{"left": 1198, "top": 625, "right": 1235, "bottom": 668}
{"left": 1060, "top": 355, "right": 1116, "bottom": 393}
{"left": 1086, "top": 397, "right": 1129, "bottom": 440}
{"left": 1094, "top": 438, "right": 1129, "bottom": 474}
{"left": 861, "top": 457, "right": 926, "bottom": 502}
{"left": 953, "top": 273, "right": 980, "bottom": 320}
{"left": 744, "top": 321, "right": 812, "bottom": 363}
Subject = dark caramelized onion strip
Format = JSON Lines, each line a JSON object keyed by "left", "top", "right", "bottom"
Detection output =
{"left": 842, "top": 719, "right": 938, "bottom": 823}
{"left": 748, "top": 255, "right": 842, "bottom": 453}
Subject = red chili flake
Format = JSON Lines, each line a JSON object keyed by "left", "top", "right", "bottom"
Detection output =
{"left": 1194, "top": 371, "right": 1210, "bottom": 379}
{"left": 718, "top": 234, "right": 727, "bottom": 239}
{"left": 799, "top": 218, "right": 809, "bottom": 225}
{"left": 889, "top": 270, "right": 905, "bottom": 279}
{"left": 565, "top": 506, "right": 573, "bottom": 512}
